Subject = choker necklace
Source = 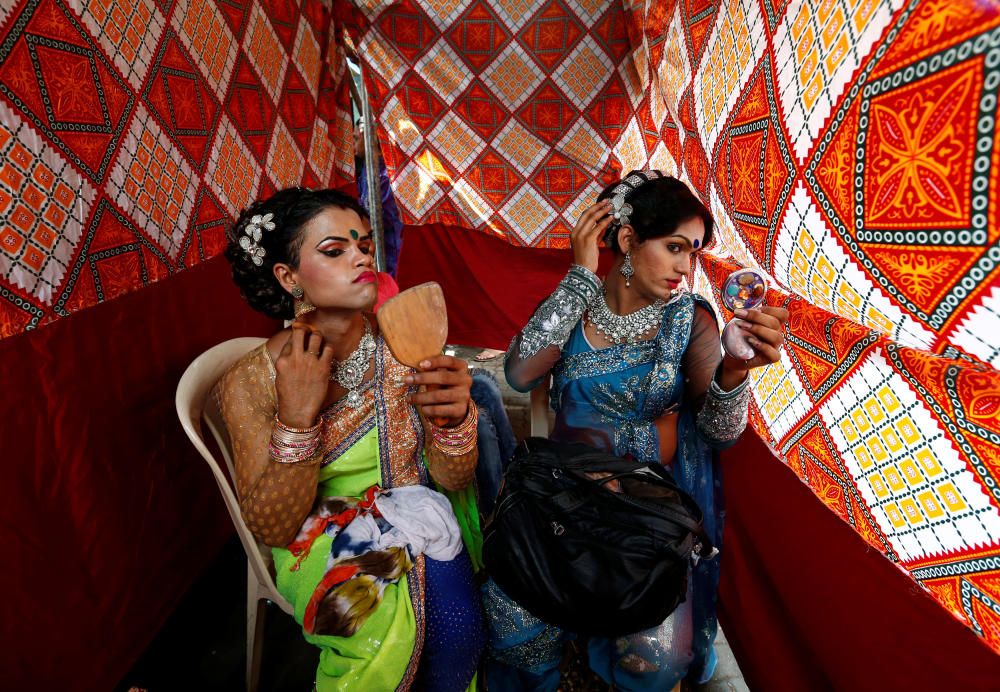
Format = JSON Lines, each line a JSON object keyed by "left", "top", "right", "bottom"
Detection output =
{"left": 331, "top": 316, "right": 376, "bottom": 408}
{"left": 586, "top": 290, "right": 665, "bottom": 345}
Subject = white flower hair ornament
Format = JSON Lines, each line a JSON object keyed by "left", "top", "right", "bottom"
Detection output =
{"left": 607, "top": 169, "right": 664, "bottom": 228}
{"left": 239, "top": 212, "right": 276, "bottom": 266}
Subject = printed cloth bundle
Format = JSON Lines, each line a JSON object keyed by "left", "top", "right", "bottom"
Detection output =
{"left": 287, "top": 485, "right": 463, "bottom": 636}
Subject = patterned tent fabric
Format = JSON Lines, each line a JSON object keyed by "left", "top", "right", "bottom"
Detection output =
{"left": 348, "top": 0, "right": 1000, "bottom": 653}
{"left": 0, "top": 0, "right": 356, "bottom": 339}
{"left": 346, "top": 0, "right": 655, "bottom": 247}
{"left": 2, "top": 0, "right": 999, "bottom": 659}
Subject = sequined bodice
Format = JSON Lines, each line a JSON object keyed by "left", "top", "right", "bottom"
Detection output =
{"left": 550, "top": 293, "right": 697, "bottom": 462}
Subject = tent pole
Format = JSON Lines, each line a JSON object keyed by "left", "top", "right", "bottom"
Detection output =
{"left": 353, "top": 61, "right": 386, "bottom": 273}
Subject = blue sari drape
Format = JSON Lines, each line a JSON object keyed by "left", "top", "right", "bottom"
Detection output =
{"left": 486, "top": 293, "right": 723, "bottom": 690}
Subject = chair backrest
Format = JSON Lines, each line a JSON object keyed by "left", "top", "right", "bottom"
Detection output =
{"left": 175, "top": 337, "right": 291, "bottom": 611}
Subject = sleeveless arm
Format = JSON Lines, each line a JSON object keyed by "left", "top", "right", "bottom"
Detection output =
{"left": 681, "top": 305, "right": 750, "bottom": 449}
{"left": 214, "top": 353, "right": 321, "bottom": 547}
{"left": 504, "top": 265, "right": 601, "bottom": 392}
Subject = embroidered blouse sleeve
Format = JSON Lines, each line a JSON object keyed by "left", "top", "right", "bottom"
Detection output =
{"left": 681, "top": 305, "right": 751, "bottom": 449}
{"left": 505, "top": 264, "right": 602, "bottom": 392}
{"left": 213, "top": 347, "right": 321, "bottom": 547}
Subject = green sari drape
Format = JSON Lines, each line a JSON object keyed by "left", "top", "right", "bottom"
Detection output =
{"left": 272, "top": 338, "right": 483, "bottom": 691}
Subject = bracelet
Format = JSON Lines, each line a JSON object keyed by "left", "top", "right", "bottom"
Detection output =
{"left": 270, "top": 415, "right": 321, "bottom": 464}
{"left": 274, "top": 416, "right": 321, "bottom": 434}
{"left": 429, "top": 401, "right": 478, "bottom": 457}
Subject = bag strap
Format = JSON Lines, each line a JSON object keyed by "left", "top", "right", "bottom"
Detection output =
{"left": 517, "top": 439, "right": 716, "bottom": 557}
{"left": 615, "top": 491, "right": 714, "bottom": 555}
{"left": 547, "top": 482, "right": 715, "bottom": 557}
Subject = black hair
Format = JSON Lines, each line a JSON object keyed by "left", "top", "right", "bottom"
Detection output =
{"left": 224, "top": 187, "right": 370, "bottom": 320}
{"left": 597, "top": 173, "right": 714, "bottom": 253}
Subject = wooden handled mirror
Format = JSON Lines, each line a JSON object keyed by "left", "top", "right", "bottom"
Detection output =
{"left": 376, "top": 282, "right": 449, "bottom": 425}
{"left": 376, "top": 282, "right": 448, "bottom": 367}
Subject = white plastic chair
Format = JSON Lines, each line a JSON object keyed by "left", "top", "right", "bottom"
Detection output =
{"left": 175, "top": 337, "right": 293, "bottom": 692}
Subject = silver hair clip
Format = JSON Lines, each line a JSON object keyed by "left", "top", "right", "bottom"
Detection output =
{"left": 609, "top": 184, "right": 634, "bottom": 227}
{"left": 239, "top": 212, "right": 275, "bottom": 266}
{"left": 607, "top": 169, "right": 664, "bottom": 228}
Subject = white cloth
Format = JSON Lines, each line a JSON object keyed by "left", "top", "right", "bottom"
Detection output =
{"left": 374, "top": 485, "right": 463, "bottom": 561}
{"left": 326, "top": 485, "right": 463, "bottom": 563}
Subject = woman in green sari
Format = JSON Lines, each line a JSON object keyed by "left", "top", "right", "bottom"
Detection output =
{"left": 215, "top": 187, "right": 484, "bottom": 690}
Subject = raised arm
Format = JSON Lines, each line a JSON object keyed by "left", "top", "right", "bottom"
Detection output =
{"left": 505, "top": 201, "right": 613, "bottom": 392}
{"left": 504, "top": 264, "right": 601, "bottom": 391}
{"left": 214, "top": 351, "right": 322, "bottom": 547}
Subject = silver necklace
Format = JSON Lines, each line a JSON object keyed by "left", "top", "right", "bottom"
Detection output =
{"left": 586, "top": 290, "right": 665, "bottom": 345}
{"left": 331, "top": 316, "right": 376, "bottom": 408}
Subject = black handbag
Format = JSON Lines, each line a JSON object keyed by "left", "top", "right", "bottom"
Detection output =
{"left": 482, "top": 437, "right": 715, "bottom": 638}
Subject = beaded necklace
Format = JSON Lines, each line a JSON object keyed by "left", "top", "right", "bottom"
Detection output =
{"left": 586, "top": 290, "right": 665, "bottom": 345}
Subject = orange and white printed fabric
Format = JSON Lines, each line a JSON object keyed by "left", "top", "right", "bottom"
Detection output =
{"left": 349, "top": 0, "right": 1000, "bottom": 654}
{"left": 0, "top": 0, "right": 357, "bottom": 337}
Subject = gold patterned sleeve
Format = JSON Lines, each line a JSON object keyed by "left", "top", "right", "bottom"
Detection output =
{"left": 213, "top": 347, "right": 321, "bottom": 547}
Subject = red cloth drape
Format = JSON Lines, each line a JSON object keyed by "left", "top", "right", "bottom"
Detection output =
{"left": 0, "top": 256, "right": 276, "bottom": 690}
{"left": 719, "top": 432, "right": 1000, "bottom": 689}
{"left": 396, "top": 223, "right": 614, "bottom": 350}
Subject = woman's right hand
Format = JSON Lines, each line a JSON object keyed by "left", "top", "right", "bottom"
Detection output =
{"left": 274, "top": 322, "right": 334, "bottom": 428}
{"left": 570, "top": 200, "right": 613, "bottom": 274}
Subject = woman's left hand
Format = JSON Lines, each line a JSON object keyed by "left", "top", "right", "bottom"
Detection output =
{"left": 724, "top": 305, "right": 790, "bottom": 372}
{"left": 405, "top": 355, "right": 473, "bottom": 427}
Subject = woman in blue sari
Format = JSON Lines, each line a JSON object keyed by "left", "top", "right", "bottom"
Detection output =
{"left": 487, "top": 171, "right": 789, "bottom": 691}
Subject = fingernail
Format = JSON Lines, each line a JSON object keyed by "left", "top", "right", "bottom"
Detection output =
{"left": 419, "top": 360, "right": 431, "bottom": 368}
{"left": 404, "top": 375, "right": 414, "bottom": 384}
{"left": 734, "top": 308, "right": 748, "bottom": 317}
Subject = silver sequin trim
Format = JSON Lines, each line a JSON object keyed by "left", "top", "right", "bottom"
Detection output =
{"left": 696, "top": 377, "right": 750, "bottom": 445}
{"left": 482, "top": 580, "right": 565, "bottom": 671}
{"left": 516, "top": 265, "right": 601, "bottom": 360}
{"left": 593, "top": 375, "right": 659, "bottom": 461}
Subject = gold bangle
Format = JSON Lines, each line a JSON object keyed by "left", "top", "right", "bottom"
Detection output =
{"left": 429, "top": 401, "right": 478, "bottom": 456}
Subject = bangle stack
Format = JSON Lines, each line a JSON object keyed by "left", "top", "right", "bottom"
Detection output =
{"left": 270, "top": 415, "right": 321, "bottom": 464}
{"left": 429, "top": 401, "right": 479, "bottom": 457}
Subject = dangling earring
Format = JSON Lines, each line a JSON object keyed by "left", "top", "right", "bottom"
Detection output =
{"left": 620, "top": 252, "right": 634, "bottom": 288}
{"left": 291, "top": 285, "right": 315, "bottom": 318}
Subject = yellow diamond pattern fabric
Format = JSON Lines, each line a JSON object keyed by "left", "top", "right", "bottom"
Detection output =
{"left": 349, "top": 0, "right": 1000, "bottom": 653}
